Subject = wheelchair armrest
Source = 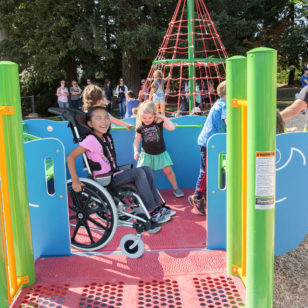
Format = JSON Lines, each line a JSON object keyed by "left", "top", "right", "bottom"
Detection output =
{"left": 95, "top": 172, "right": 113, "bottom": 187}
{"left": 118, "top": 164, "right": 133, "bottom": 171}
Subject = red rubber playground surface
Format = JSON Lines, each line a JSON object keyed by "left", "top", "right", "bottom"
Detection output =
{"left": 12, "top": 189, "right": 246, "bottom": 308}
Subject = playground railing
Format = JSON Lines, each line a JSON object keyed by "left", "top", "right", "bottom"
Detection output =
{"left": 0, "top": 61, "right": 36, "bottom": 308}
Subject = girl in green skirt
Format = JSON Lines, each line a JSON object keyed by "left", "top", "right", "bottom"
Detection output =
{"left": 133, "top": 101, "right": 184, "bottom": 198}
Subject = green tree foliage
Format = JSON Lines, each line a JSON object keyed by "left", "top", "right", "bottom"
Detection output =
{"left": 0, "top": 0, "right": 307, "bottom": 114}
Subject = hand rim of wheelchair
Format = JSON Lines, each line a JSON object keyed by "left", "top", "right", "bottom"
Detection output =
{"left": 120, "top": 234, "right": 145, "bottom": 259}
{"left": 67, "top": 178, "right": 118, "bottom": 251}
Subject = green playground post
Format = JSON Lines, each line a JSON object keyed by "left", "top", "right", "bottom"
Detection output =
{"left": 246, "top": 48, "right": 276, "bottom": 307}
{"left": 226, "top": 56, "right": 247, "bottom": 276}
{"left": 187, "top": 0, "right": 195, "bottom": 111}
{"left": 0, "top": 62, "right": 36, "bottom": 298}
{"left": 0, "top": 192, "right": 9, "bottom": 307}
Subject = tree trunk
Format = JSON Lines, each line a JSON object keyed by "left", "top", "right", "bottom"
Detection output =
{"left": 0, "top": 19, "right": 7, "bottom": 41}
{"left": 288, "top": 67, "right": 295, "bottom": 86}
{"left": 289, "top": 3, "right": 295, "bottom": 24}
{"left": 122, "top": 51, "right": 140, "bottom": 94}
{"left": 66, "top": 57, "right": 78, "bottom": 82}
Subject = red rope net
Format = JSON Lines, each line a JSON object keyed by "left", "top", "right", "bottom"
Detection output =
{"left": 140, "top": 0, "right": 228, "bottom": 115}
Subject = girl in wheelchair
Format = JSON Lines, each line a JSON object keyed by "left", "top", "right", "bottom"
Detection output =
{"left": 67, "top": 106, "right": 171, "bottom": 225}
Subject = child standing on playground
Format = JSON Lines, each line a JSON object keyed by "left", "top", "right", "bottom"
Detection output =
{"left": 188, "top": 81, "right": 227, "bottom": 215}
{"left": 67, "top": 106, "right": 171, "bottom": 224}
{"left": 125, "top": 90, "right": 139, "bottom": 118}
{"left": 82, "top": 84, "right": 133, "bottom": 130}
{"left": 149, "top": 70, "right": 171, "bottom": 116}
{"left": 134, "top": 101, "right": 184, "bottom": 198}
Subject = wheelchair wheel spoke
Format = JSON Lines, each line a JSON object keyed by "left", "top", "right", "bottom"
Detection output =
{"left": 84, "top": 220, "right": 95, "bottom": 244}
{"left": 69, "top": 206, "right": 77, "bottom": 212}
{"left": 70, "top": 215, "right": 77, "bottom": 220}
{"left": 72, "top": 191, "right": 83, "bottom": 209}
{"left": 71, "top": 220, "right": 81, "bottom": 242}
{"left": 87, "top": 217, "right": 106, "bottom": 230}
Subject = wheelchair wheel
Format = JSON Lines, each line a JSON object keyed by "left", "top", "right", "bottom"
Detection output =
{"left": 67, "top": 179, "right": 118, "bottom": 251}
{"left": 120, "top": 234, "right": 144, "bottom": 259}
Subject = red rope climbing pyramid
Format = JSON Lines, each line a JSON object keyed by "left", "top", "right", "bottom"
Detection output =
{"left": 141, "top": 0, "right": 228, "bottom": 115}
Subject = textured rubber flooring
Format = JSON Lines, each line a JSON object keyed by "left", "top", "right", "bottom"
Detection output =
{"left": 12, "top": 189, "right": 246, "bottom": 307}
{"left": 71, "top": 188, "right": 207, "bottom": 253}
{"left": 12, "top": 250, "right": 245, "bottom": 308}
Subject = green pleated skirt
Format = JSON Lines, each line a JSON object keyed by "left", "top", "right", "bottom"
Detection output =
{"left": 137, "top": 151, "right": 173, "bottom": 170}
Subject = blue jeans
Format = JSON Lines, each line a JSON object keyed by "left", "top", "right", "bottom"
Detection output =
{"left": 118, "top": 97, "right": 126, "bottom": 117}
{"left": 71, "top": 99, "right": 82, "bottom": 110}
{"left": 195, "top": 146, "right": 207, "bottom": 199}
{"left": 113, "top": 166, "right": 160, "bottom": 211}
{"left": 58, "top": 101, "right": 69, "bottom": 108}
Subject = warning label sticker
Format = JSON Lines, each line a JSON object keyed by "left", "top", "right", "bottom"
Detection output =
{"left": 255, "top": 151, "right": 275, "bottom": 210}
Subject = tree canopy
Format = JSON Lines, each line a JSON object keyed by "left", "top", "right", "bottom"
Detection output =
{"left": 0, "top": 0, "right": 307, "bottom": 113}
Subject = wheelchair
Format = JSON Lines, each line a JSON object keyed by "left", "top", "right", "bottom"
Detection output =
{"left": 48, "top": 107, "right": 165, "bottom": 258}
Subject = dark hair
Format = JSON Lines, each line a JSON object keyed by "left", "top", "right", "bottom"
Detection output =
{"left": 85, "top": 106, "right": 107, "bottom": 123}
{"left": 126, "top": 90, "right": 135, "bottom": 99}
{"left": 85, "top": 106, "right": 118, "bottom": 171}
{"left": 104, "top": 79, "right": 110, "bottom": 86}
{"left": 276, "top": 109, "right": 285, "bottom": 134}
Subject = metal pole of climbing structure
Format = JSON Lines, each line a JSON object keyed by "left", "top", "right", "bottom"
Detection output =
{"left": 187, "top": 0, "right": 195, "bottom": 111}
{"left": 246, "top": 48, "right": 276, "bottom": 308}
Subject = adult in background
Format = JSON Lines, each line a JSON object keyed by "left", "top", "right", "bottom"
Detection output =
{"left": 70, "top": 80, "right": 82, "bottom": 110}
{"left": 301, "top": 67, "right": 308, "bottom": 88}
{"left": 56, "top": 80, "right": 69, "bottom": 108}
{"left": 116, "top": 78, "right": 128, "bottom": 118}
{"left": 86, "top": 79, "right": 92, "bottom": 86}
{"left": 104, "top": 79, "right": 113, "bottom": 112}
{"left": 280, "top": 85, "right": 308, "bottom": 127}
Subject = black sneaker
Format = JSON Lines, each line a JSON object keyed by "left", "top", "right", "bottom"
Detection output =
{"left": 188, "top": 195, "right": 205, "bottom": 215}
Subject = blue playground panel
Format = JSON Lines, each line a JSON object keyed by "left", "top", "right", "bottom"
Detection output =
{"left": 23, "top": 116, "right": 206, "bottom": 189}
{"left": 207, "top": 132, "right": 308, "bottom": 256}
{"left": 23, "top": 117, "right": 308, "bottom": 258}
{"left": 24, "top": 138, "right": 71, "bottom": 260}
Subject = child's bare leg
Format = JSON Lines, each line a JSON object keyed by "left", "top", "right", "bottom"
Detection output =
{"left": 163, "top": 166, "right": 178, "bottom": 190}
{"left": 160, "top": 104, "right": 165, "bottom": 116}
{"left": 156, "top": 103, "right": 160, "bottom": 113}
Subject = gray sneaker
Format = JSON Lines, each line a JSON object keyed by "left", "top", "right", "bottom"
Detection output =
{"left": 173, "top": 188, "right": 184, "bottom": 198}
{"left": 161, "top": 205, "right": 176, "bottom": 217}
{"left": 151, "top": 208, "right": 170, "bottom": 224}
